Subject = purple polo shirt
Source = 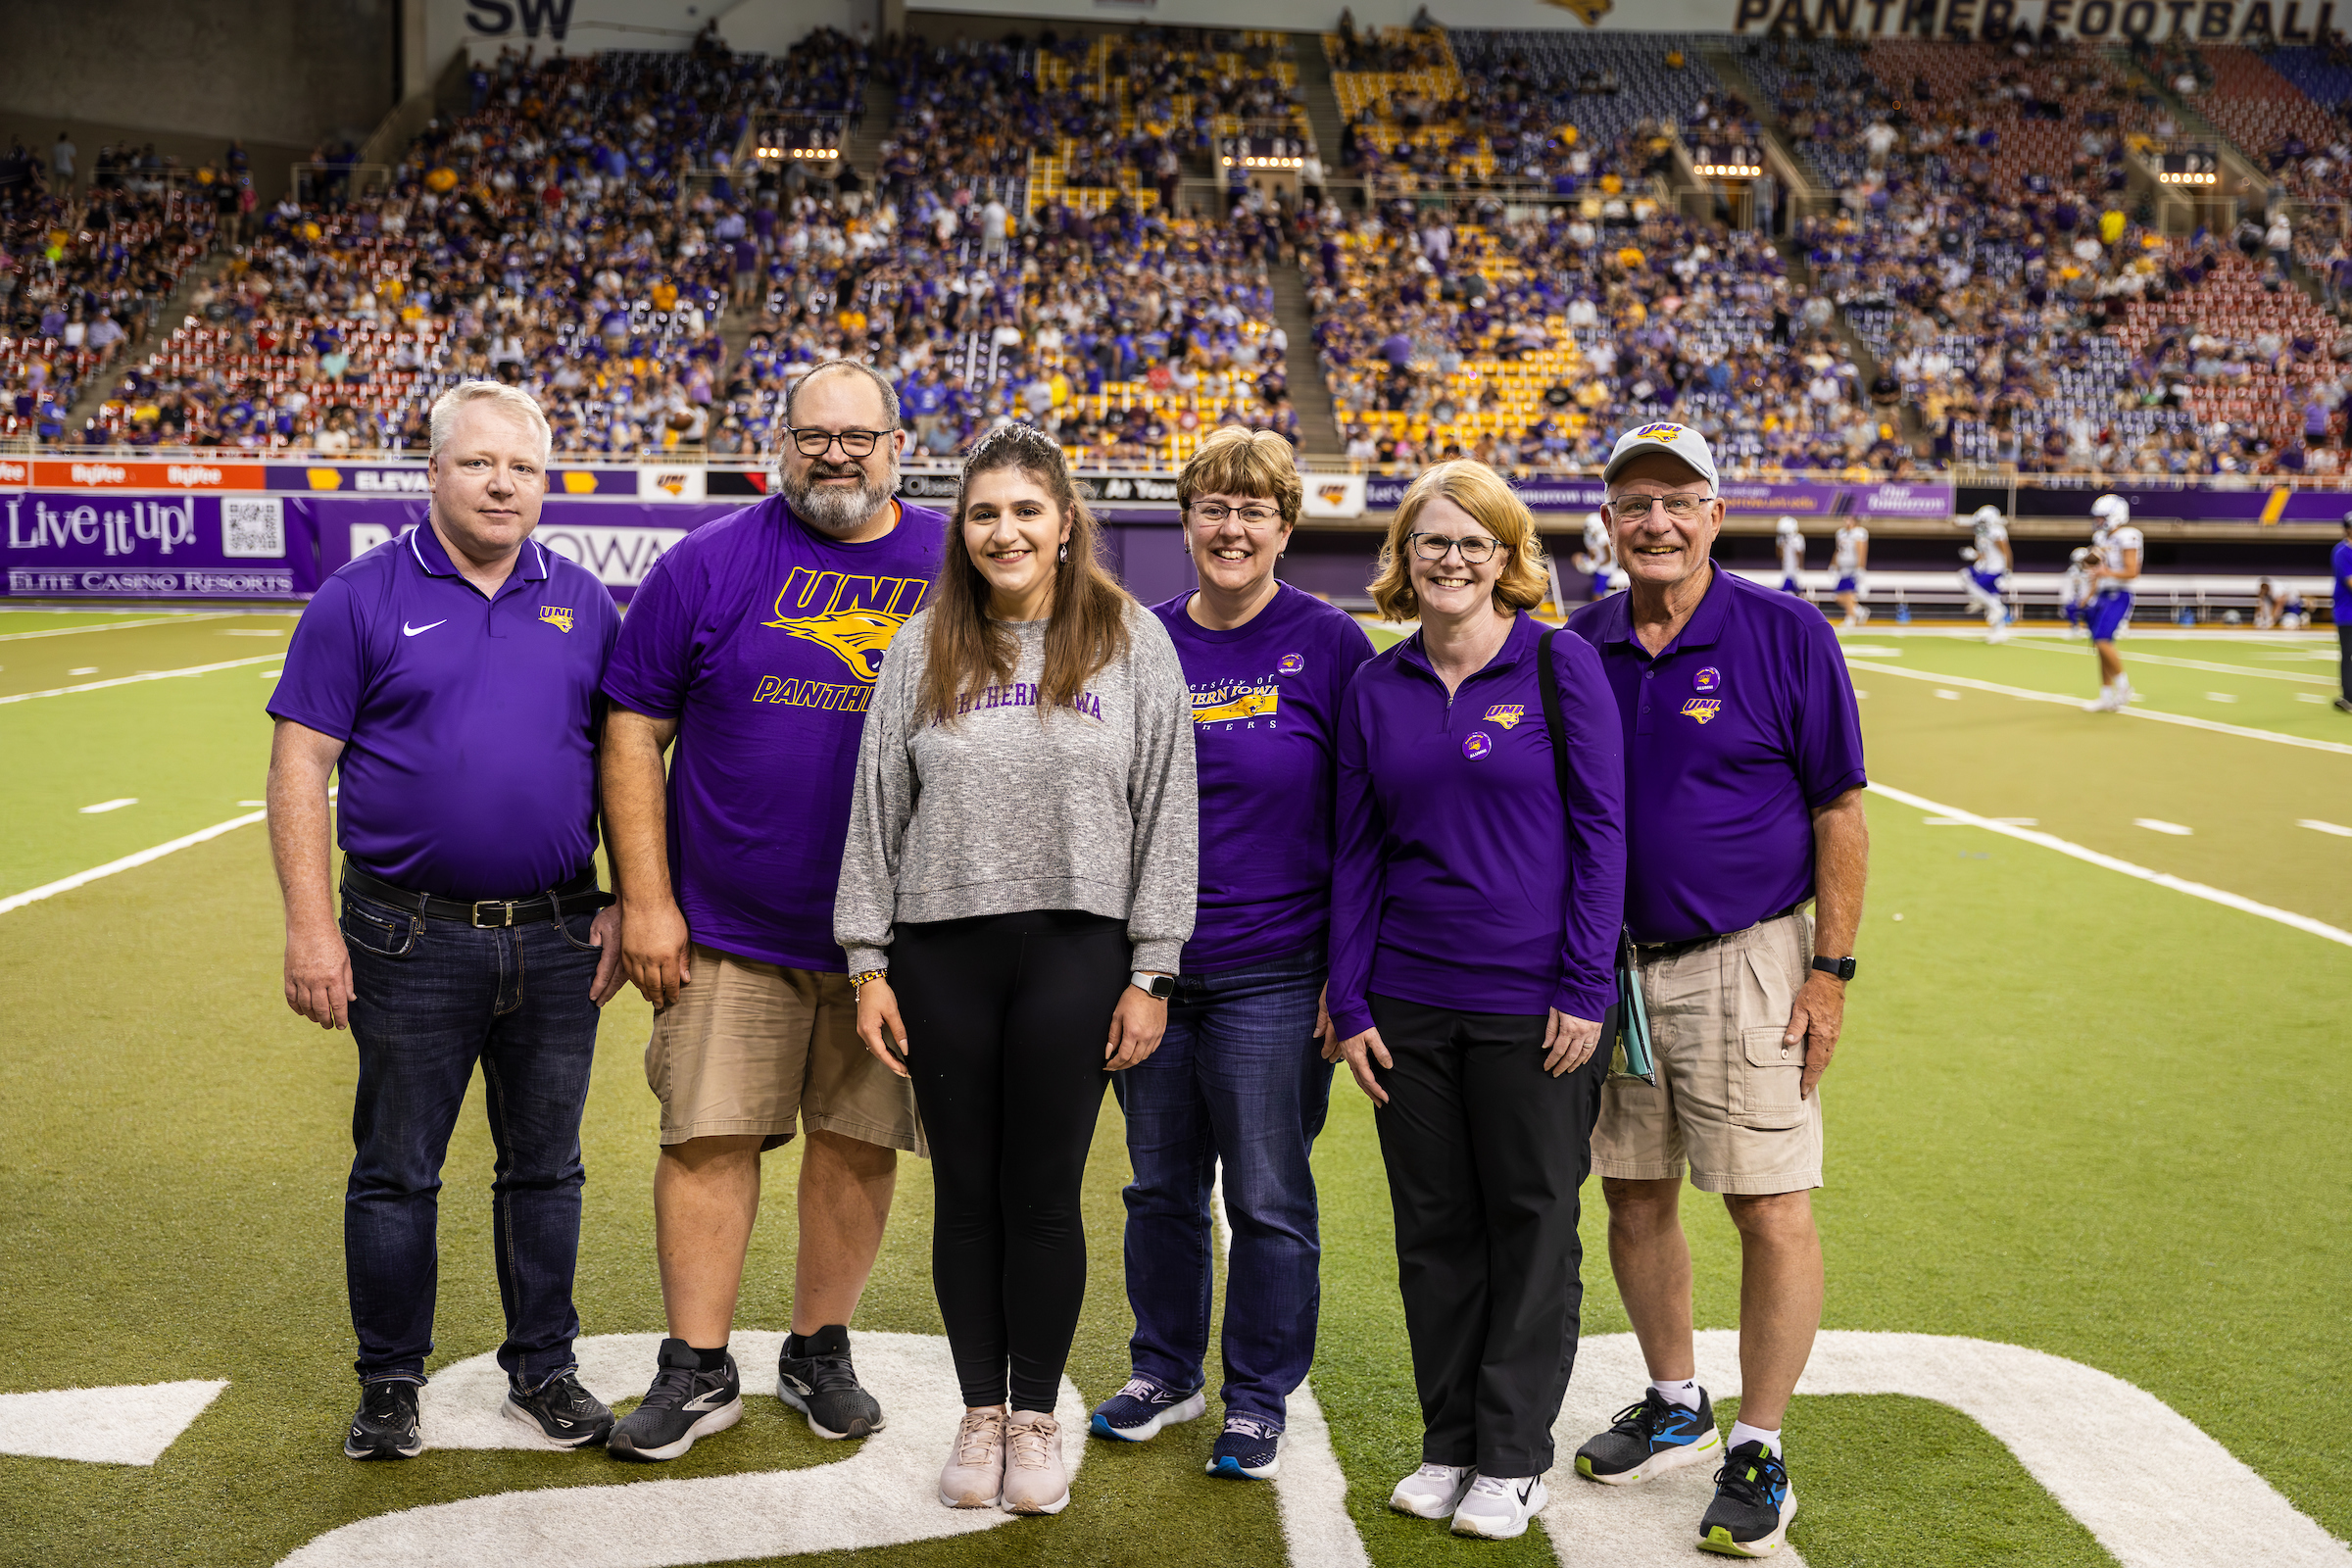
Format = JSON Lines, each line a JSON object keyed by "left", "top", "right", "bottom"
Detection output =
{"left": 602, "top": 495, "right": 946, "bottom": 971}
{"left": 1328, "top": 612, "right": 1625, "bottom": 1039}
{"left": 1566, "top": 564, "right": 1867, "bottom": 946}
{"left": 1151, "top": 581, "right": 1376, "bottom": 971}
{"left": 269, "top": 523, "right": 618, "bottom": 901}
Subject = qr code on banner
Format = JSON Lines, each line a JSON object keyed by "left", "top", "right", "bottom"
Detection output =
{"left": 221, "top": 497, "right": 285, "bottom": 558}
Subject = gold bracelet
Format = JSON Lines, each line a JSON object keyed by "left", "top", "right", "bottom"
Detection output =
{"left": 848, "top": 969, "right": 888, "bottom": 992}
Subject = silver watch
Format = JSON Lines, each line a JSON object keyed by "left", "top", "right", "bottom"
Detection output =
{"left": 1129, "top": 970, "right": 1175, "bottom": 1000}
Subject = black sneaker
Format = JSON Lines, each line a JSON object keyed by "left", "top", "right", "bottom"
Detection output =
{"left": 344, "top": 1380, "right": 423, "bottom": 1460}
{"left": 608, "top": 1338, "right": 743, "bottom": 1462}
{"left": 502, "top": 1369, "right": 613, "bottom": 1449}
{"left": 1699, "top": 1439, "right": 1797, "bottom": 1558}
{"left": 777, "top": 1324, "right": 884, "bottom": 1440}
{"left": 1575, "top": 1388, "right": 1723, "bottom": 1485}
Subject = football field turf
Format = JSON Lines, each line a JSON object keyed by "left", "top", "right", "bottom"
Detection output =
{"left": 3, "top": 608, "right": 2348, "bottom": 1568}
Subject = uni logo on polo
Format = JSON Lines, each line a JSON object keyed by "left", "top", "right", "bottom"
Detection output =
{"left": 1278, "top": 653, "right": 1305, "bottom": 675}
{"left": 538, "top": 605, "right": 575, "bottom": 633}
{"left": 1692, "top": 665, "right": 1722, "bottom": 693}
{"left": 1682, "top": 698, "right": 1723, "bottom": 724}
{"left": 1463, "top": 731, "right": 1494, "bottom": 760}
{"left": 1483, "top": 704, "right": 1525, "bottom": 729}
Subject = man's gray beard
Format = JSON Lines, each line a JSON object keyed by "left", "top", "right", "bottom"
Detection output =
{"left": 782, "top": 460, "right": 898, "bottom": 536}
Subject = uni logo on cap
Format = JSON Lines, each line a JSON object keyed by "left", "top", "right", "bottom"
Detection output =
{"left": 1631, "top": 422, "right": 1687, "bottom": 441}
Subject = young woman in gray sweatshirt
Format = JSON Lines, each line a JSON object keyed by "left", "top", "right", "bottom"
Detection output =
{"left": 835, "top": 424, "right": 1198, "bottom": 1516}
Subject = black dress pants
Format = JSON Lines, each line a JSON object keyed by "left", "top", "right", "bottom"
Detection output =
{"left": 1369, "top": 993, "right": 1608, "bottom": 1477}
{"left": 893, "top": 909, "right": 1130, "bottom": 1411}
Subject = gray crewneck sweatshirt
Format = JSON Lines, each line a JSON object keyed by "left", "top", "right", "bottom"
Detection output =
{"left": 835, "top": 602, "right": 1199, "bottom": 975}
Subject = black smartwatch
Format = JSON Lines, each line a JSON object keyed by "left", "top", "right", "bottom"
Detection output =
{"left": 1812, "top": 955, "right": 1857, "bottom": 982}
{"left": 1129, "top": 970, "right": 1176, "bottom": 1000}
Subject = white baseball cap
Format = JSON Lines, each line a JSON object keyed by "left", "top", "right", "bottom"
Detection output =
{"left": 1602, "top": 420, "right": 1720, "bottom": 489}
{"left": 1776, "top": 514, "right": 1799, "bottom": 534}
{"left": 1971, "top": 505, "right": 2005, "bottom": 525}
{"left": 2090, "top": 494, "right": 2131, "bottom": 522}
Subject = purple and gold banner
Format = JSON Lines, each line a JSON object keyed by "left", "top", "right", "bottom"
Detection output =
{"left": 1361, "top": 474, "right": 1956, "bottom": 518}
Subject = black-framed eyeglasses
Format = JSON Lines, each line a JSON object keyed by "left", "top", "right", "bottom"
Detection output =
{"left": 1408, "top": 532, "right": 1500, "bottom": 564}
{"left": 1609, "top": 493, "right": 1715, "bottom": 520}
{"left": 786, "top": 425, "right": 890, "bottom": 458}
{"left": 1191, "top": 502, "right": 1284, "bottom": 527}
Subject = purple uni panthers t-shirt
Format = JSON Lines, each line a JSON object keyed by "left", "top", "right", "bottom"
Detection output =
{"left": 604, "top": 496, "right": 947, "bottom": 970}
{"left": 1152, "top": 580, "right": 1376, "bottom": 971}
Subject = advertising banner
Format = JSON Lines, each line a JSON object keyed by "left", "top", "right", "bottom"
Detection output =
{"left": 307, "top": 498, "right": 748, "bottom": 601}
{"left": 1360, "top": 474, "right": 1956, "bottom": 519}
{"left": 3, "top": 492, "right": 318, "bottom": 599}
{"left": 1300, "top": 473, "right": 1369, "bottom": 520}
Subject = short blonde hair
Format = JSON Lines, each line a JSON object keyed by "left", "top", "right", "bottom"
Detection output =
{"left": 1178, "top": 426, "right": 1304, "bottom": 528}
{"left": 1369, "top": 461, "right": 1548, "bottom": 621}
{"left": 428, "top": 380, "right": 553, "bottom": 465}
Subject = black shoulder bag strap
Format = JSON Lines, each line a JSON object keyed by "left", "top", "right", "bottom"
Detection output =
{"left": 1536, "top": 627, "right": 1655, "bottom": 1085}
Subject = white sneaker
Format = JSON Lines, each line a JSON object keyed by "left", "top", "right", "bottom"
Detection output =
{"left": 939, "top": 1408, "right": 1004, "bottom": 1509}
{"left": 1451, "top": 1472, "right": 1547, "bottom": 1539}
{"left": 1390, "top": 1461, "right": 1477, "bottom": 1519}
{"left": 2113, "top": 677, "right": 2134, "bottom": 708}
{"left": 1855, "top": 606, "right": 1872, "bottom": 626}
{"left": 1000, "top": 1410, "right": 1070, "bottom": 1515}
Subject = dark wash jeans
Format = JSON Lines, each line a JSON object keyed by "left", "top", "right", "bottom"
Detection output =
{"left": 340, "top": 884, "right": 602, "bottom": 1390}
{"left": 1112, "top": 943, "right": 1334, "bottom": 1426}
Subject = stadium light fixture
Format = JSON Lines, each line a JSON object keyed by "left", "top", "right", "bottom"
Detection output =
{"left": 2157, "top": 171, "right": 2217, "bottom": 184}
{"left": 1694, "top": 163, "right": 1763, "bottom": 177}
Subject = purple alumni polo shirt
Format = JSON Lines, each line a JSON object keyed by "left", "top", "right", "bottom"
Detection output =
{"left": 602, "top": 495, "right": 946, "bottom": 971}
{"left": 269, "top": 523, "right": 619, "bottom": 901}
{"left": 1566, "top": 564, "right": 1867, "bottom": 946}
{"left": 1152, "top": 581, "right": 1376, "bottom": 971}
{"left": 1327, "top": 611, "right": 1626, "bottom": 1040}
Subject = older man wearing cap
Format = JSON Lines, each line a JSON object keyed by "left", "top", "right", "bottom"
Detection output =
{"left": 269, "top": 380, "right": 625, "bottom": 1462}
{"left": 1564, "top": 421, "right": 1869, "bottom": 1560}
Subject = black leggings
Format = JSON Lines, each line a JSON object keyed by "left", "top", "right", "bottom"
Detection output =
{"left": 892, "top": 909, "right": 1130, "bottom": 1411}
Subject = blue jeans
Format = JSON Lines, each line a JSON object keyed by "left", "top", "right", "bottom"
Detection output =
{"left": 1112, "top": 943, "right": 1333, "bottom": 1426}
{"left": 340, "top": 886, "right": 603, "bottom": 1390}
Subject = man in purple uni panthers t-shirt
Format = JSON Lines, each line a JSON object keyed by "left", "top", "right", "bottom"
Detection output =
{"left": 599, "top": 362, "right": 945, "bottom": 1460}
{"left": 1089, "top": 429, "right": 1376, "bottom": 1481}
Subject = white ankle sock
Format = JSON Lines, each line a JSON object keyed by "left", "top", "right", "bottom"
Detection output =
{"left": 1727, "top": 1420, "right": 1781, "bottom": 1455}
{"left": 1649, "top": 1378, "right": 1701, "bottom": 1410}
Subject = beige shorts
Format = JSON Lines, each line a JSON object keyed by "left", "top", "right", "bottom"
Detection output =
{"left": 644, "top": 943, "right": 926, "bottom": 1156}
{"left": 1591, "top": 910, "right": 1823, "bottom": 1196}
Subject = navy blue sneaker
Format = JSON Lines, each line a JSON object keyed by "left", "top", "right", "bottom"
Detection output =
{"left": 1574, "top": 1388, "right": 1723, "bottom": 1485}
{"left": 1699, "top": 1440, "right": 1796, "bottom": 1557}
{"left": 1089, "top": 1377, "right": 1207, "bottom": 1442}
{"left": 1204, "top": 1414, "right": 1280, "bottom": 1480}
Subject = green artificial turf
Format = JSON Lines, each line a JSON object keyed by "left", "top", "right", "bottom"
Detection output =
{"left": 1, "top": 617, "right": 2348, "bottom": 1567}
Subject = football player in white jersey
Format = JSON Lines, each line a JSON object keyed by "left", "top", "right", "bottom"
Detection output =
{"left": 1776, "top": 514, "right": 1806, "bottom": 595}
{"left": 1958, "top": 505, "right": 2012, "bottom": 642}
{"left": 2085, "top": 494, "right": 2141, "bottom": 710}
{"left": 1573, "top": 510, "right": 1617, "bottom": 599}
{"left": 1832, "top": 519, "right": 1870, "bottom": 627}
{"left": 2059, "top": 547, "right": 2093, "bottom": 638}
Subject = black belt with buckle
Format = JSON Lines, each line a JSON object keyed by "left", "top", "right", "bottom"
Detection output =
{"left": 342, "top": 863, "right": 612, "bottom": 928}
{"left": 1634, "top": 901, "right": 1808, "bottom": 961}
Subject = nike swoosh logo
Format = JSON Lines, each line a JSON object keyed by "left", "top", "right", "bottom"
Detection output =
{"left": 402, "top": 619, "right": 449, "bottom": 637}
{"left": 1516, "top": 1482, "right": 1535, "bottom": 1503}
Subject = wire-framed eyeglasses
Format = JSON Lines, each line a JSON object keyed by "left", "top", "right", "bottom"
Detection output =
{"left": 1608, "top": 493, "right": 1715, "bottom": 520}
{"left": 1407, "top": 532, "right": 1501, "bottom": 564}
{"left": 1190, "top": 502, "right": 1284, "bottom": 527}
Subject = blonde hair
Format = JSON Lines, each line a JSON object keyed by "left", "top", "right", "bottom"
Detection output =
{"left": 1177, "top": 426, "right": 1304, "bottom": 528}
{"left": 1369, "top": 460, "right": 1549, "bottom": 622}
{"left": 427, "top": 380, "right": 553, "bottom": 465}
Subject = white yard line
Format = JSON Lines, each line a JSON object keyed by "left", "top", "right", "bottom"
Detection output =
{"left": 0, "top": 612, "right": 240, "bottom": 641}
{"left": 1997, "top": 640, "right": 2335, "bottom": 685}
{"left": 1871, "top": 783, "right": 2352, "bottom": 950}
{"left": 0, "top": 654, "right": 284, "bottom": 705}
{"left": 1845, "top": 661, "right": 2352, "bottom": 758}
{"left": 0, "top": 808, "right": 267, "bottom": 915}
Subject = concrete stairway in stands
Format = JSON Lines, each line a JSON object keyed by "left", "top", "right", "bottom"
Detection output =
{"left": 1272, "top": 262, "right": 1340, "bottom": 455}
{"left": 844, "top": 75, "right": 894, "bottom": 184}
{"left": 64, "top": 246, "right": 235, "bottom": 434}
{"left": 1293, "top": 31, "right": 1347, "bottom": 194}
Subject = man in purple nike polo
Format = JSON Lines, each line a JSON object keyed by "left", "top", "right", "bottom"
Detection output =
{"left": 598, "top": 360, "right": 947, "bottom": 1459}
{"left": 1564, "top": 421, "right": 1869, "bottom": 1559}
{"left": 269, "top": 381, "right": 625, "bottom": 1464}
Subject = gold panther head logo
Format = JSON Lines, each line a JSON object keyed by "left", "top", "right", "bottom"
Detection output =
{"left": 776, "top": 610, "right": 907, "bottom": 682}
{"left": 1544, "top": 0, "right": 1611, "bottom": 23}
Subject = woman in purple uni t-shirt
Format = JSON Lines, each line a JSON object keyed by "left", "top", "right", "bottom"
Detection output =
{"left": 1087, "top": 429, "right": 1376, "bottom": 1480}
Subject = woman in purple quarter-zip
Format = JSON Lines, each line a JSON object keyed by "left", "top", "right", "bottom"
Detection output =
{"left": 1326, "top": 460, "right": 1627, "bottom": 1543}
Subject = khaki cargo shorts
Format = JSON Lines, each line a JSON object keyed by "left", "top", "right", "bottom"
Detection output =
{"left": 1591, "top": 910, "right": 1823, "bottom": 1196}
{"left": 645, "top": 943, "right": 926, "bottom": 1156}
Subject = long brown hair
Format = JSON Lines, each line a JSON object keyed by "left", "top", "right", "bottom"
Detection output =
{"left": 923, "top": 424, "right": 1133, "bottom": 724}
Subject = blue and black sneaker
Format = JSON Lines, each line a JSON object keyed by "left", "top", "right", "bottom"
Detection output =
{"left": 1574, "top": 1388, "right": 1723, "bottom": 1485}
{"left": 1089, "top": 1377, "right": 1207, "bottom": 1443}
{"left": 1204, "top": 1415, "right": 1281, "bottom": 1480}
{"left": 1699, "top": 1439, "right": 1796, "bottom": 1557}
